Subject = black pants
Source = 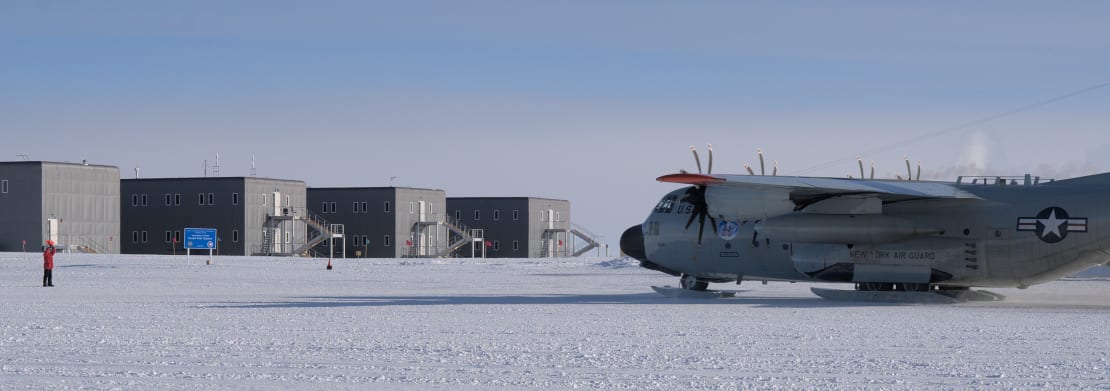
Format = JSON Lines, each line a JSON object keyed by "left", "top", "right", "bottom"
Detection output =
{"left": 43, "top": 269, "right": 52, "bottom": 286}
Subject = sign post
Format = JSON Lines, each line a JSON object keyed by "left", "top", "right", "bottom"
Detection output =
{"left": 184, "top": 228, "right": 218, "bottom": 265}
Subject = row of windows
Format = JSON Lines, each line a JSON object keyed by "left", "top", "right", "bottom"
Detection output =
{"left": 487, "top": 240, "right": 520, "bottom": 251}
{"left": 131, "top": 193, "right": 244, "bottom": 207}
{"left": 316, "top": 201, "right": 436, "bottom": 215}
{"left": 454, "top": 209, "right": 524, "bottom": 221}
{"left": 130, "top": 230, "right": 239, "bottom": 244}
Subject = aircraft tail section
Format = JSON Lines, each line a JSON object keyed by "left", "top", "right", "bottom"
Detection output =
{"left": 1045, "top": 172, "right": 1110, "bottom": 186}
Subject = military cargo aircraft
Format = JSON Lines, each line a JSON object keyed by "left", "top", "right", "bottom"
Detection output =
{"left": 620, "top": 147, "right": 1110, "bottom": 302}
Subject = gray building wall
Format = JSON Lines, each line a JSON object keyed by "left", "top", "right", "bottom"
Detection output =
{"left": 0, "top": 161, "right": 120, "bottom": 253}
{"left": 447, "top": 197, "right": 570, "bottom": 258}
{"left": 308, "top": 187, "right": 446, "bottom": 258}
{"left": 121, "top": 177, "right": 305, "bottom": 256}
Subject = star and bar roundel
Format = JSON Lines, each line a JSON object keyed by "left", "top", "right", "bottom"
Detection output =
{"left": 1016, "top": 207, "right": 1088, "bottom": 243}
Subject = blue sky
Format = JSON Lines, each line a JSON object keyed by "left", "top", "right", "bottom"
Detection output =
{"left": 3, "top": 1, "right": 1110, "bottom": 248}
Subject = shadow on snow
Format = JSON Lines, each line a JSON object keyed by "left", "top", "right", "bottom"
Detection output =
{"left": 204, "top": 293, "right": 890, "bottom": 309}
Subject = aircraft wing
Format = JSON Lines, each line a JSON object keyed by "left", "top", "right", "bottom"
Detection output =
{"left": 658, "top": 173, "right": 980, "bottom": 205}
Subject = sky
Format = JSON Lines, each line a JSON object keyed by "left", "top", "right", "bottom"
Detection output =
{"left": 3, "top": 1, "right": 1110, "bottom": 250}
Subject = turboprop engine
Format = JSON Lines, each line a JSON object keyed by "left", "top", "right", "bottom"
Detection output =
{"left": 756, "top": 214, "right": 943, "bottom": 244}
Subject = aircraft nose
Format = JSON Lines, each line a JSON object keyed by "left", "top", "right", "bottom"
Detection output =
{"left": 620, "top": 225, "right": 647, "bottom": 261}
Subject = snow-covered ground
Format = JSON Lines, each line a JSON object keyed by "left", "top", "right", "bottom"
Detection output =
{"left": 1, "top": 252, "right": 1108, "bottom": 390}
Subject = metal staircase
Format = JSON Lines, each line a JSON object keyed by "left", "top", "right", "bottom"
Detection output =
{"left": 258, "top": 208, "right": 345, "bottom": 257}
{"left": 540, "top": 222, "right": 602, "bottom": 257}
{"left": 569, "top": 222, "right": 602, "bottom": 257}
{"left": 405, "top": 215, "right": 483, "bottom": 258}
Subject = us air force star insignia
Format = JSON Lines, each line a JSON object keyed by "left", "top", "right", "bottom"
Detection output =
{"left": 1016, "top": 207, "right": 1088, "bottom": 243}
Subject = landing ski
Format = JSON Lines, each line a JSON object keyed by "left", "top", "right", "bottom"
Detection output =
{"left": 651, "top": 285, "right": 737, "bottom": 298}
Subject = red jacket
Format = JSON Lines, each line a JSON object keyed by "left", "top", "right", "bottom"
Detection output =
{"left": 43, "top": 247, "right": 55, "bottom": 270}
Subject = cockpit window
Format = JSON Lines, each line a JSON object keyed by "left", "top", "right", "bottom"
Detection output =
{"left": 653, "top": 195, "right": 677, "bottom": 213}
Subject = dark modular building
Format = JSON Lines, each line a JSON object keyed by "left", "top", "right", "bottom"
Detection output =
{"left": 0, "top": 161, "right": 120, "bottom": 253}
{"left": 308, "top": 187, "right": 448, "bottom": 258}
{"left": 120, "top": 177, "right": 310, "bottom": 256}
{"left": 447, "top": 197, "right": 597, "bottom": 258}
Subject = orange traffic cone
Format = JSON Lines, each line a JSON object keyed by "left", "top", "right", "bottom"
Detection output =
{"left": 326, "top": 259, "right": 333, "bottom": 270}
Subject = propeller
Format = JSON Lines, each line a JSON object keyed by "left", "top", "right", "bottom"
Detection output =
{"left": 681, "top": 144, "right": 718, "bottom": 244}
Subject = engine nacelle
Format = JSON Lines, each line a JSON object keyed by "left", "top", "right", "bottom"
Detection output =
{"left": 756, "top": 214, "right": 942, "bottom": 244}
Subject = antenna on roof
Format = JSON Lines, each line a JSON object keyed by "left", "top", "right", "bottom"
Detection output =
{"left": 203, "top": 160, "right": 208, "bottom": 177}
{"left": 16, "top": 154, "right": 28, "bottom": 161}
{"left": 251, "top": 154, "right": 257, "bottom": 177}
{"left": 134, "top": 168, "right": 140, "bottom": 179}
{"left": 213, "top": 153, "right": 220, "bottom": 176}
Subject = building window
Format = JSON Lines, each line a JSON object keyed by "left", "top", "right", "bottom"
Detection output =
{"left": 330, "top": 202, "right": 336, "bottom": 214}
{"left": 198, "top": 193, "right": 205, "bottom": 205}
{"left": 474, "top": 209, "right": 480, "bottom": 220}
{"left": 493, "top": 209, "right": 500, "bottom": 221}
{"left": 232, "top": 230, "right": 239, "bottom": 243}
{"left": 261, "top": 194, "right": 267, "bottom": 206}
{"left": 232, "top": 193, "right": 239, "bottom": 205}
{"left": 321, "top": 201, "right": 329, "bottom": 213}
{"left": 285, "top": 231, "right": 291, "bottom": 243}
{"left": 286, "top": 195, "right": 291, "bottom": 207}
{"left": 141, "top": 231, "right": 148, "bottom": 243}
{"left": 540, "top": 211, "right": 546, "bottom": 221}
{"left": 513, "top": 240, "right": 520, "bottom": 251}
{"left": 174, "top": 230, "right": 181, "bottom": 243}
{"left": 1, "top": 179, "right": 7, "bottom": 193}
{"left": 175, "top": 194, "right": 181, "bottom": 206}
{"left": 131, "top": 194, "right": 138, "bottom": 206}
{"left": 555, "top": 211, "right": 561, "bottom": 222}
{"left": 165, "top": 194, "right": 172, "bottom": 206}
{"left": 409, "top": 202, "right": 414, "bottom": 214}
{"left": 493, "top": 240, "right": 500, "bottom": 251}
{"left": 208, "top": 193, "right": 215, "bottom": 205}
{"left": 361, "top": 202, "right": 367, "bottom": 213}
{"left": 384, "top": 235, "right": 391, "bottom": 247}
{"left": 165, "top": 231, "right": 172, "bottom": 243}
{"left": 353, "top": 201, "right": 359, "bottom": 213}
{"left": 455, "top": 210, "right": 461, "bottom": 220}
{"left": 384, "top": 201, "right": 391, "bottom": 213}
{"left": 513, "top": 210, "right": 520, "bottom": 220}
{"left": 132, "top": 231, "right": 139, "bottom": 243}
{"left": 142, "top": 194, "right": 148, "bottom": 206}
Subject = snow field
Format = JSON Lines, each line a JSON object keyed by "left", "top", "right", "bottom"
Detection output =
{"left": 1, "top": 253, "right": 1108, "bottom": 389}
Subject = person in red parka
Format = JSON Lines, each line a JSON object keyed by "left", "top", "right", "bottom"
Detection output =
{"left": 43, "top": 240, "right": 56, "bottom": 287}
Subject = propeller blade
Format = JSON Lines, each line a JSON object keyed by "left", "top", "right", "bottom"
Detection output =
{"left": 904, "top": 156, "right": 912, "bottom": 181}
{"left": 870, "top": 161, "right": 875, "bottom": 179}
{"left": 744, "top": 164, "right": 755, "bottom": 175}
{"left": 916, "top": 160, "right": 922, "bottom": 181}
{"left": 758, "top": 149, "right": 766, "bottom": 176}
{"left": 857, "top": 155, "right": 864, "bottom": 179}
{"left": 773, "top": 160, "right": 778, "bottom": 176}
{"left": 706, "top": 144, "right": 714, "bottom": 175}
{"left": 690, "top": 146, "right": 702, "bottom": 174}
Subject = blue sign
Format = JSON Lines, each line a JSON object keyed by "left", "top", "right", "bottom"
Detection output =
{"left": 184, "top": 228, "right": 218, "bottom": 250}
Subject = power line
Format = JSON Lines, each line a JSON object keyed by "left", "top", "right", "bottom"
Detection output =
{"left": 793, "top": 80, "right": 1110, "bottom": 175}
